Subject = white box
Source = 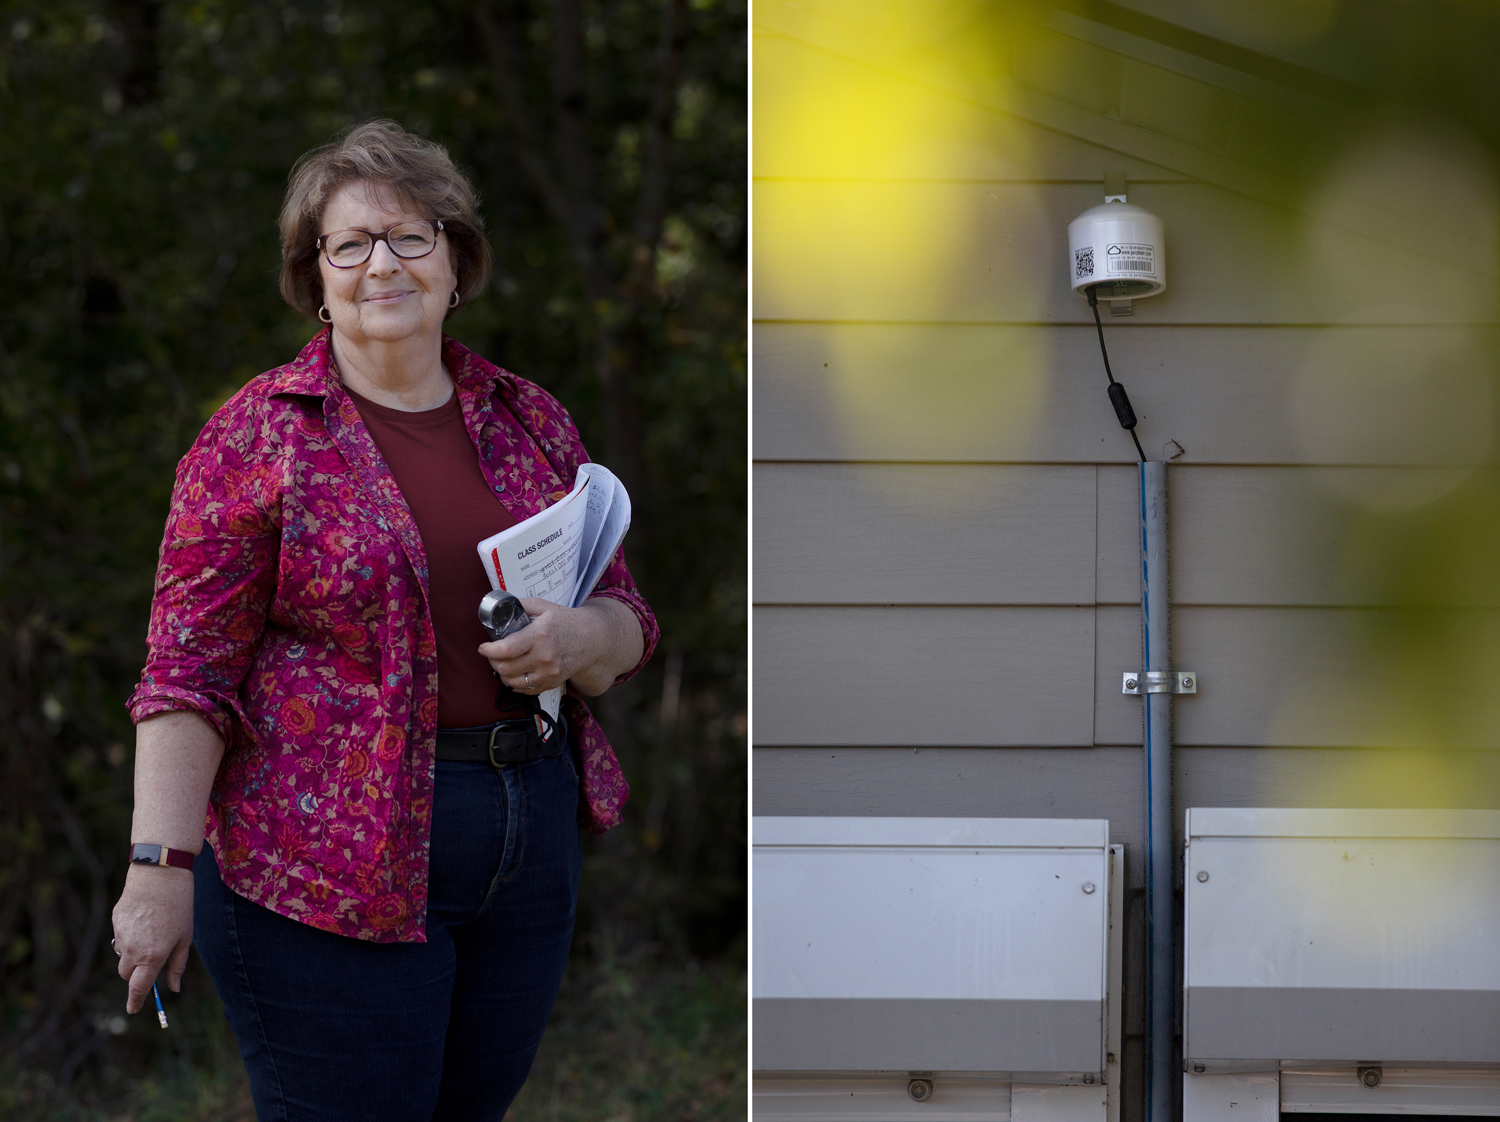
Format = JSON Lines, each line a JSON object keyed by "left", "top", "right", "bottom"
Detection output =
{"left": 753, "top": 817, "right": 1114, "bottom": 1076}
{"left": 1183, "top": 808, "right": 1500, "bottom": 1067}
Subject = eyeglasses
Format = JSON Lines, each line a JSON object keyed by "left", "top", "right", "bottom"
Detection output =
{"left": 316, "top": 220, "right": 445, "bottom": 268}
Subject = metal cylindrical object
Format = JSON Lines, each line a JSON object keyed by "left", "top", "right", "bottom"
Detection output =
{"left": 1140, "top": 459, "right": 1176, "bottom": 1122}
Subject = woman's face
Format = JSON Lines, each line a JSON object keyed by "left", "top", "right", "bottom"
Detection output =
{"left": 316, "top": 180, "right": 457, "bottom": 349}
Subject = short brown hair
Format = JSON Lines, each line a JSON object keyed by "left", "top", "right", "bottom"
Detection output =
{"left": 278, "top": 119, "right": 492, "bottom": 319}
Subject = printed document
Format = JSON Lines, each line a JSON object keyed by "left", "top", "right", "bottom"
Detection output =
{"left": 475, "top": 464, "right": 632, "bottom": 719}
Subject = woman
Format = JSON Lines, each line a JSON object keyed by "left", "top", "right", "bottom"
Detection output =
{"left": 109, "top": 119, "right": 657, "bottom": 1120}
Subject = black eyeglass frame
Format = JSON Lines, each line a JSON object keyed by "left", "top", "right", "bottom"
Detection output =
{"left": 316, "top": 219, "right": 446, "bottom": 268}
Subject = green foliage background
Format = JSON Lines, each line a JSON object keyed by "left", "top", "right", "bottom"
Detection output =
{"left": 0, "top": 0, "right": 745, "bottom": 1115}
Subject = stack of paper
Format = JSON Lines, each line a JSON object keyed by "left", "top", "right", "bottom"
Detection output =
{"left": 474, "top": 463, "right": 632, "bottom": 718}
{"left": 476, "top": 462, "right": 631, "bottom": 607}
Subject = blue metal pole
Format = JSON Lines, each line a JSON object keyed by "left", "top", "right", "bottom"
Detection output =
{"left": 1140, "top": 459, "right": 1176, "bottom": 1122}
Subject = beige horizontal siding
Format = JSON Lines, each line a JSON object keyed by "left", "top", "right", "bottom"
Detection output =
{"left": 754, "top": 2, "right": 1485, "bottom": 279}
{"left": 755, "top": 180, "right": 1497, "bottom": 326}
{"left": 752, "top": 1, "right": 1335, "bottom": 218}
{"left": 753, "top": 463, "right": 1500, "bottom": 750}
{"left": 753, "top": 322, "right": 1497, "bottom": 466}
{"left": 1096, "top": 464, "right": 1500, "bottom": 607}
{"left": 753, "top": 463, "right": 1097, "bottom": 605}
{"left": 750, "top": 5, "right": 1500, "bottom": 772}
{"left": 752, "top": 746, "right": 1500, "bottom": 873}
{"left": 755, "top": 462, "right": 1498, "bottom": 609}
{"left": 1095, "top": 604, "right": 1500, "bottom": 748}
{"left": 753, "top": 605, "right": 1095, "bottom": 746}
{"left": 752, "top": 602, "right": 1500, "bottom": 749}
{"left": 754, "top": 29, "right": 1192, "bottom": 183}
{"left": 1149, "top": 465, "right": 1355, "bottom": 607}
{"left": 753, "top": 747, "right": 1146, "bottom": 843}
{"left": 752, "top": 747, "right": 1500, "bottom": 817}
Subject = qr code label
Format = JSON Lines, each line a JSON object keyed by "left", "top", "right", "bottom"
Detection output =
{"left": 1074, "top": 247, "right": 1095, "bottom": 279}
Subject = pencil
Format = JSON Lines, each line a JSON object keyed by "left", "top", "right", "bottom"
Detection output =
{"left": 153, "top": 983, "right": 168, "bottom": 1029}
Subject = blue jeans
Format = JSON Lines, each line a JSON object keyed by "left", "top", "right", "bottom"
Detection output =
{"left": 193, "top": 750, "right": 583, "bottom": 1121}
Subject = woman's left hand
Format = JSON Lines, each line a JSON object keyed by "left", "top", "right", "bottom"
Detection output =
{"left": 479, "top": 596, "right": 645, "bottom": 697}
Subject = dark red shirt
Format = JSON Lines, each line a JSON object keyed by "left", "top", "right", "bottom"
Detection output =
{"left": 344, "top": 382, "right": 520, "bottom": 727}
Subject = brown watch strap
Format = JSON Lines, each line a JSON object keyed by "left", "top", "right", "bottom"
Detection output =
{"left": 129, "top": 843, "right": 194, "bottom": 870}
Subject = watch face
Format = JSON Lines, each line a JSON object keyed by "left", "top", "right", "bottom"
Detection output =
{"left": 131, "top": 844, "right": 163, "bottom": 865}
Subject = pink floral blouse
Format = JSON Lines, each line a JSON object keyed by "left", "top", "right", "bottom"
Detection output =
{"left": 128, "top": 330, "right": 658, "bottom": 943}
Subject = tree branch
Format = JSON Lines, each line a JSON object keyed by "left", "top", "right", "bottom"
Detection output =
{"left": 473, "top": 3, "right": 578, "bottom": 247}
{"left": 19, "top": 798, "right": 106, "bottom": 1059}
{"left": 476, "top": 0, "right": 615, "bottom": 298}
{"left": 549, "top": 0, "right": 611, "bottom": 298}
{"left": 631, "top": 0, "right": 690, "bottom": 270}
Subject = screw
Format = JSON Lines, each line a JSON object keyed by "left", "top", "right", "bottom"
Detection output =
{"left": 1126, "top": 679, "right": 1138, "bottom": 690}
{"left": 1182, "top": 677, "right": 1193, "bottom": 688}
{"left": 1084, "top": 1074, "right": 1096, "bottom": 1084}
{"left": 1194, "top": 1064, "right": 1206, "bottom": 1074}
{"left": 1197, "top": 871, "right": 1209, "bottom": 883}
{"left": 1359, "top": 1067, "right": 1382, "bottom": 1088}
{"left": 1082, "top": 882, "right": 1096, "bottom": 894}
{"left": 908, "top": 1079, "right": 933, "bottom": 1102}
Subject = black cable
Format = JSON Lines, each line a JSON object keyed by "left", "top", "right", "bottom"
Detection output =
{"left": 1126, "top": 418, "right": 1146, "bottom": 464}
{"left": 1087, "top": 286, "right": 1146, "bottom": 463}
{"left": 1088, "top": 288, "right": 1119, "bottom": 387}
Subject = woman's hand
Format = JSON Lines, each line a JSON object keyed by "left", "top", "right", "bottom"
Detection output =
{"left": 110, "top": 710, "right": 223, "bottom": 1013}
{"left": 111, "top": 866, "right": 194, "bottom": 1014}
{"left": 479, "top": 596, "right": 645, "bottom": 697}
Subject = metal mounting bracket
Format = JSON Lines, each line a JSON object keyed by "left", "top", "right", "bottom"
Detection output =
{"left": 1123, "top": 670, "right": 1197, "bottom": 695}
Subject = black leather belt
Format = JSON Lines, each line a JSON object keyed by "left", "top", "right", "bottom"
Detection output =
{"left": 435, "top": 717, "right": 564, "bottom": 768}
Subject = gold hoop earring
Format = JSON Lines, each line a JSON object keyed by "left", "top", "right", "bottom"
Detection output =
{"left": 448, "top": 291, "right": 459, "bottom": 309}
{"left": 318, "top": 305, "right": 333, "bottom": 324}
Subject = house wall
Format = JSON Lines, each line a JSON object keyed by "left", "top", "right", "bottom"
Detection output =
{"left": 752, "top": 1, "right": 1500, "bottom": 1112}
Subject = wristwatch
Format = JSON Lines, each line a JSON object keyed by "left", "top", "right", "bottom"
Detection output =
{"left": 129, "top": 843, "right": 195, "bottom": 870}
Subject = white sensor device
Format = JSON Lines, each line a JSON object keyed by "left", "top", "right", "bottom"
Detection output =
{"left": 1069, "top": 200, "right": 1166, "bottom": 302}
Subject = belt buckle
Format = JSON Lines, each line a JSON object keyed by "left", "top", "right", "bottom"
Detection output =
{"left": 486, "top": 716, "right": 553, "bottom": 769}
{"left": 486, "top": 722, "right": 510, "bottom": 770}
